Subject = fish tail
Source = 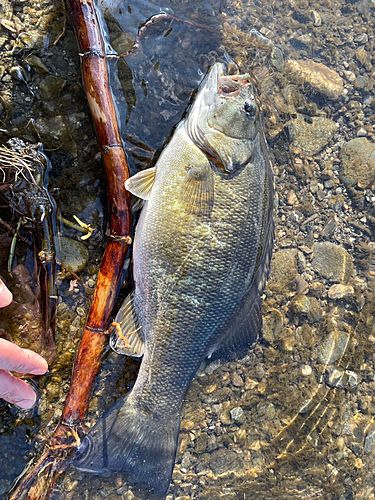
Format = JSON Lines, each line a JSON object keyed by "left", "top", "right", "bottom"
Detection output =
{"left": 74, "top": 396, "right": 180, "bottom": 499}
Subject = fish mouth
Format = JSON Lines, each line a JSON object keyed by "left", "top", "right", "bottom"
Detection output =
{"left": 203, "top": 63, "right": 252, "bottom": 99}
{"left": 218, "top": 74, "right": 252, "bottom": 96}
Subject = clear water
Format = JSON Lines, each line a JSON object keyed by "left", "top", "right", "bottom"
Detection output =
{"left": 0, "top": 0, "right": 375, "bottom": 499}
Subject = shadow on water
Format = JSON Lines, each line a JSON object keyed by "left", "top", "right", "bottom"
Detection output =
{"left": 1, "top": 0, "right": 375, "bottom": 498}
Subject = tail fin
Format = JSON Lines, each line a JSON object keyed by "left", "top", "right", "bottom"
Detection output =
{"left": 74, "top": 396, "right": 180, "bottom": 499}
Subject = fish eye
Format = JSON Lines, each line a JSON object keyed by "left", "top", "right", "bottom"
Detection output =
{"left": 243, "top": 101, "right": 256, "bottom": 116}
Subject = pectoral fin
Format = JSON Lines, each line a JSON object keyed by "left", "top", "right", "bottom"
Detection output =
{"left": 125, "top": 167, "right": 156, "bottom": 200}
{"left": 110, "top": 292, "right": 144, "bottom": 357}
{"left": 182, "top": 163, "right": 214, "bottom": 217}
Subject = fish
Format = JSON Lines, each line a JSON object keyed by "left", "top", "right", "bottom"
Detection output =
{"left": 74, "top": 62, "right": 274, "bottom": 498}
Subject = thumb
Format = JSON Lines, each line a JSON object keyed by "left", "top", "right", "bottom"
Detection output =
{"left": 0, "top": 280, "right": 12, "bottom": 308}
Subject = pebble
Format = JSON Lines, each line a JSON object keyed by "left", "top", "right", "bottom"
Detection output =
{"left": 328, "top": 284, "right": 355, "bottom": 300}
{"left": 319, "top": 331, "right": 350, "bottom": 365}
{"left": 290, "top": 294, "right": 310, "bottom": 314}
{"left": 287, "top": 189, "right": 298, "bottom": 205}
{"left": 339, "top": 138, "right": 375, "bottom": 189}
{"left": 287, "top": 114, "right": 338, "bottom": 156}
{"left": 356, "top": 127, "right": 367, "bottom": 137}
{"left": 268, "top": 248, "right": 298, "bottom": 294}
{"left": 262, "top": 308, "right": 283, "bottom": 342}
{"left": 208, "top": 449, "right": 243, "bottom": 476}
{"left": 301, "top": 364, "right": 312, "bottom": 376}
{"left": 284, "top": 59, "right": 344, "bottom": 99}
{"left": 231, "top": 372, "right": 244, "bottom": 387}
{"left": 38, "top": 75, "right": 66, "bottom": 99}
{"left": 311, "top": 10, "right": 322, "bottom": 26}
{"left": 312, "top": 242, "right": 353, "bottom": 283}
{"left": 230, "top": 406, "right": 244, "bottom": 422}
{"left": 59, "top": 236, "right": 90, "bottom": 276}
{"left": 364, "top": 430, "right": 375, "bottom": 454}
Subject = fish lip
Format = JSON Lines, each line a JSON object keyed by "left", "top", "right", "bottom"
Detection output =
{"left": 218, "top": 73, "right": 252, "bottom": 97}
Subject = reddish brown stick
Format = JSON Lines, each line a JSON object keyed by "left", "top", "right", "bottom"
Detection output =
{"left": 8, "top": 0, "right": 131, "bottom": 498}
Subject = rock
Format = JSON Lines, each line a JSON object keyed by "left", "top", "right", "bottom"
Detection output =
{"left": 301, "top": 364, "right": 312, "bottom": 376}
{"left": 268, "top": 248, "right": 298, "bottom": 294}
{"left": 290, "top": 294, "right": 310, "bottom": 314}
{"left": 328, "top": 284, "right": 355, "bottom": 300}
{"left": 287, "top": 189, "right": 298, "bottom": 205}
{"left": 307, "top": 296, "right": 323, "bottom": 323}
{"left": 34, "top": 115, "right": 70, "bottom": 146}
{"left": 262, "top": 308, "right": 283, "bottom": 342}
{"left": 195, "top": 433, "right": 208, "bottom": 454}
{"left": 208, "top": 449, "right": 243, "bottom": 476}
{"left": 325, "top": 367, "right": 346, "bottom": 388}
{"left": 312, "top": 242, "right": 353, "bottom": 283}
{"left": 284, "top": 59, "right": 344, "bottom": 100}
{"left": 339, "top": 138, "right": 375, "bottom": 189}
{"left": 25, "top": 54, "right": 50, "bottom": 75}
{"left": 319, "top": 331, "right": 350, "bottom": 365}
{"left": 59, "top": 236, "right": 89, "bottom": 275}
{"left": 288, "top": 114, "right": 337, "bottom": 156}
{"left": 231, "top": 372, "right": 244, "bottom": 387}
{"left": 364, "top": 430, "right": 375, "bottom": 454}
{"left": 38, "top": 75, "right": 66, "bottom": 99}
{"left": 230, "top": 406, "right": 244, "bottom": 422}
{"left": 180, "top": 420, "right": 194, "bottom": 431}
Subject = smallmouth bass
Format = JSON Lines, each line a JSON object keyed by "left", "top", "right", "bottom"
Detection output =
{"left": 75, "top": 62, "right": 274, "bottom": 498}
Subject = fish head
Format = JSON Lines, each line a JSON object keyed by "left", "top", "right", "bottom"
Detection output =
{"left": 185, "top": 62, "right": 260, "bottom": 174}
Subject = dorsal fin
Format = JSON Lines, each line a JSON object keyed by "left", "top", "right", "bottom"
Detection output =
{"left": 110, "top": 292, "right": 144, "bottom": 357}
{"left": 125, "top": 167, "right": 156, "bottom": 200}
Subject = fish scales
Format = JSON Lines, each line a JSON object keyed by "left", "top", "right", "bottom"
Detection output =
{"left": 75, "top": 62, "right": 274, "bottom": 499}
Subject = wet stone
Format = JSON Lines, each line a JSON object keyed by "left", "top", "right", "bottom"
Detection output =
{"left": 339, "top": 138, "right": 375, "bottom": 189}
{"left": 328, "top": 284, "right": 355, "bottom": 300}
{"left": 208, "top": 449, "right": 244, "bottom": 476}
{"left": 307, "top": 296, "right": 323, "bottom": 323}
{"left": 38, "top": 75, "right": 66, "bottom": 99}
{"left": 326, "top": 367, "right": 346, "bottom": 388}
{"left": 364, "top": 430, "right": 375, "bottom": 454}
{"left": 195, "top": 433, "right": 208, "bottom": 454}
{"left": 262, "top": 308, "right": 283, "bottom": 342}
{"left": 230, "top": 406, "right": 244, "bottom": 422}
{"left": 319, "top": 331, "right": 350, "bottom": 365}
{"left": 268, "top": 248, "right": 298, "bottom": 294}
{"left": 231, "top": 372, "right": 244, "bottom": 387}
{"left": 59, "top": 236, "right": 89, "bottom": 275}
{"left": 312, "top": 242, "right": 353, "bottom": 283}
{"left": 290, "top": 294, "right": 310, "bottom": 315}
{"left": 284, "top": 59, "right": 344, "bottom": 99}
{"left": 288, "top": 114, "right": 337, "bottom": 156}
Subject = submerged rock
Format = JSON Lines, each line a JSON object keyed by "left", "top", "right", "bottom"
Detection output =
{"left": 60, "top": 236, "right": 89, "bottom": 275}
{"left": 339, "top": 137, "right": 375, "bottom": 189}
{"left": 288, "top": 114, "right": 337, "bottom": 156}
{"left": 284, "top": 59, "right": 344, "bottom": 100}
{"left": 312, "top": 242, "right": 353, "bottom": 283}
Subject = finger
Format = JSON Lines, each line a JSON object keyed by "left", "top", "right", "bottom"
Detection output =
{"left": 0, "top": 338, "right": 48, "bottom": 375}
{"left": 0, "top": 370, "right": 37, "bottom": 409}
{"left": 0, "top": 280, "right": 12, "bottom": 307}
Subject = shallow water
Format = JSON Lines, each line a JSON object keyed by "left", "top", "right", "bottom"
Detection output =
{"left": 0, "top": 0, "right": 375, "bottom": 499}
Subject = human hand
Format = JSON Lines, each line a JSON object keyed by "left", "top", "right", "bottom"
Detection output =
{"left": 0, "top": 279, "right": 48, "bottom": 409}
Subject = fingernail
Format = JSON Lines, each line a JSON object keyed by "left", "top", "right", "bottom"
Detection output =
{"left": 17, "top": 396, "right": 37, "bottom": 410}
{"left": 0, "top": 280, "right": 12, "bottom": 307}
{"left": 30, "top": 367, "right": 48, "bottom": 376}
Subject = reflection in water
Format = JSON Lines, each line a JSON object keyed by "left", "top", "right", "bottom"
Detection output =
{"left": 0, "top": 0, "right": 375, "bottom": 499}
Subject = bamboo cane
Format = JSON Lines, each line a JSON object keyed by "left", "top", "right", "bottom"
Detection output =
{"left": 7, "top": 0, "right": 131, "bottom": 498}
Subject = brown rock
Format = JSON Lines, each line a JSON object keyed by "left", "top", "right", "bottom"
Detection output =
{"left": 284, "top": 59, "right": 344, "bottom": 99}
